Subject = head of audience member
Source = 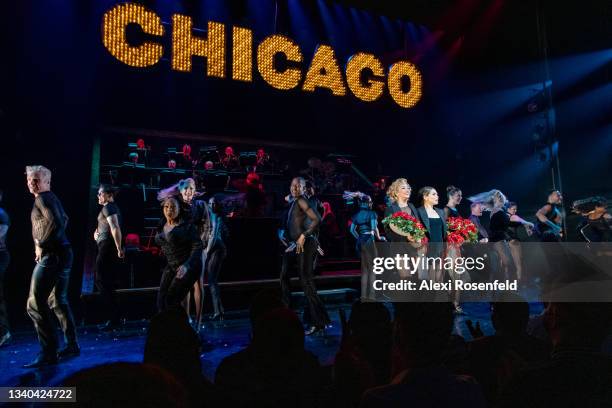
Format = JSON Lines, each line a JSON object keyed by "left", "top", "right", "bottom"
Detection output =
{"left": 144, "top": 307, "right": 202, "bottom": 388}
{"left": 25, "top": 165, "right": 52, "bottom": 195}
{"left": 249, "top": 289, "right": 284, "bottom": 329}
{"left": 491, "top": 293, "right": 530, "bottom": 337}
{"left": 544, "top": 302, "right": 612, "bottom": 349}
{"left": 252, "top": 307, "right": 305, "bottom": 356}
{"left": 470, "top": 202, "right": 483, "bottom": 216}
{"left": 61, "top": 362, "right": 188, "bottom": 407}
{"left": 418, "top": 186, "right": 439, "bottom": 207}
{"left": 393, "top": 302, "right": 454, "bottom": 371}
{"left": 348, "top": 300, "right": 392, "bottom": 363}
{"left": 446, "top": 186, "right": 462, "bottom": 207}
{"left": 386, "top": 178, "right": 411, "bottom": 204}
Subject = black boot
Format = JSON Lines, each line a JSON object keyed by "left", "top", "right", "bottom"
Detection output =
{"left": 23, "top": 352, "right": 58, "bottom": 368}
{"left": 58, "top": 343, "right": 80, "bottom": 359}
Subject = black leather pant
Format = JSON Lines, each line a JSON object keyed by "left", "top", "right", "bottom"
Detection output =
{"left": 94, "top": 239, "right": 120, "bottom": 324}
{"left": 280, "top": 237, "right": 330, "bottom": 327}
{"left": 26, "top": 246, "right": 78, "bottom": 354}
{"left": 206, "top": 244, "right": 226, "bottom": 315}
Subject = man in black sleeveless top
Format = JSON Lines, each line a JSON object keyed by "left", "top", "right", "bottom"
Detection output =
{"left": 24, "top": 165, "right": 79, "bottom": 368}
{"left": 535, "top": 190, "right": 564, "bottom": 242}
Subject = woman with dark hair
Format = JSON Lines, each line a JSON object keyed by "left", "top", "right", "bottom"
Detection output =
{"left": 156, "top": 197, "right": 203, "bottom": 312}
{"left": 94, "top": 184, "right": 124, "bottom": 331}
{"left": 416, "top": 187, "right": 447, "bottom": 282}
{"left": 158, "top": 178, "right": 211, "bottom": 328}
{"left": 444, "top": 185, "right": 462, "bottom": 219}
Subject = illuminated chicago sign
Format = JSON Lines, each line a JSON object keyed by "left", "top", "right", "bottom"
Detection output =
{"left": 102, "top": 3, "right": 422, "bottom": 108}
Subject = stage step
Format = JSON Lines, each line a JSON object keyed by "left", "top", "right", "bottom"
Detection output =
{"left": 79, "top": 273, "right": 360, "bottom": 324}
{"left": 318, "top": 258, "right": 360, "bottom": 272}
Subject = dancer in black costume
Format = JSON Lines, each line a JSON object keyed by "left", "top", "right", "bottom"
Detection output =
{"left": 279, "top": 177, "right": 330, "bottom": 335}
{"left": 24, "top": 165, "right": 79, "bottom": 368}
{"left": 156, "top": 197, "right": 203, "bottom": 313}
{"left": 535, "top": 190, "right": 564, "bottom": 241}
{"left": 94, "top": 184, "right": 124, "bottom": 331}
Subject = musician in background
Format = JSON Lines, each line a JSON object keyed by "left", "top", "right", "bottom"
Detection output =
{"left": 220, "top": 146, "right": 239, "bottom": 170}
{"left": 255, "top": 148, "right": 270, "bottom": 169}
{"left": 535, "top": 190, "right": 564, "bottom": 241}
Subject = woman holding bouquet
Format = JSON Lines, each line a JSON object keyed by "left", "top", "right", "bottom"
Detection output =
{"left": 444, "top": 185, "right": 462, "bottom": 219}
{"left": 416, "top": 187, "right": 447, "bottom": 282}
{"left": 383, "top": 178, "right": 418, "bottom": 242}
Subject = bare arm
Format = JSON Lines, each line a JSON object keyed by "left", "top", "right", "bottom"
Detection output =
{"left": 510, "top": 214, "right": 533, "bottom": 226}
{"left": 350, "top": 222, "right": 358, "bottom": 239}
{"left": 535, "top": 204, "right": 551, "bottom": 223}
{"left": 106, "top": 214, "right": 124, "bottom": 257}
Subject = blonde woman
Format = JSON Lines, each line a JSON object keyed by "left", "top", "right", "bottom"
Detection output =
{"left": 384, "top": 178, "right": 418, "bottom": 242}
{"left": 468, "top": 190, "right": 515, "bottom": 281}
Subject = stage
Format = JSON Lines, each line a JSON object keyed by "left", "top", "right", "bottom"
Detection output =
{"left": 0, "top": 302, "right": 545, "bottom": 388}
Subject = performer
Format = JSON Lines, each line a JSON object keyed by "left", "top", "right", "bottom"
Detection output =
{"left": 444, "top": 185, "right": 462, "bottom": 218}
{"left": 506, "top": 202, "right": 534, "bottom": 283}
{"left": 468, "top": 202, "right": 489, "bottom": 242}
{"left": 94, "top": 184, "right": 124, "bottom": 331}
{"left": 469, "top": 190, "right": 515, "bottom": 281}
{"left": 348, "top": 193, "right": 384, "bottom": 300}
{"left": 535, "top": 190, "right": 564, "bottom": 241}
{"left": 24, "top": 166, "right": 79, "bottom": 368}
{"left": 279, "top": 177, "right": 330, "bottom": 335}
{"left": 156, "top": 197, "right": 203, "bottom": 312}
{"left": 0, "top": 190, "right": 11, "bottom": 347}
{"left": 158, "top": 178, "right": 212, "bottom": 328}
{"left": 383, "top": 178, "right": 418, "bottom": 242}
{"left": 572, "top": 196, "right": 612, "bottom": 242}
{"left": 416, "top": 187, "right": 447, "bottom": 280}
{"left": 206, "top": 196, "right": 228, "bottom": 320}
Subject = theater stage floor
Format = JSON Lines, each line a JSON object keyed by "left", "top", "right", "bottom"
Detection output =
{"left": 0, "top": 302, "right": 544, "bottom": 387}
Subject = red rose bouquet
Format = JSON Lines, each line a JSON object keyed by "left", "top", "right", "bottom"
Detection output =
{"left": 382, "top": 211, "right": 428, "bottom": 243}
{"left": 446, "top": 216, "right": 479, "bottom": 244}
